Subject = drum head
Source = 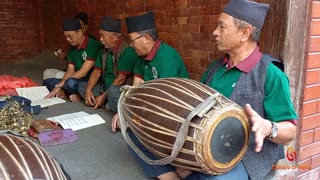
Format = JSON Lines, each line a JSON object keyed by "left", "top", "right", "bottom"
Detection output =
{"left": 201, "top": 106, "right": 249, "bottom": 174}
{"left": 211, "top": 117, "right": 245, "bottom": 163}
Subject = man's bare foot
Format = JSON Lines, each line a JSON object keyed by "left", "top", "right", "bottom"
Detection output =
{"left": 57, "top": 89, "right": 66, "bottom": 98}
{"left": 176, "top": 168, "right": 192, "bottom": 179}
{"left": 69, "top": 94, "right": 81, "bottom": 102}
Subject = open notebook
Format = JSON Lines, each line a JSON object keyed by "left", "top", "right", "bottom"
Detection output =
{"left": 16, "top": 86, "right": 66, "bottom": 108}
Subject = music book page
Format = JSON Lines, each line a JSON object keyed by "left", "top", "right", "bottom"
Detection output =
{"left": 47, "top": 112, "right": 105, "bottom": 131}
{"left": 16, "top": 86, "right": 66, "bottom": 108}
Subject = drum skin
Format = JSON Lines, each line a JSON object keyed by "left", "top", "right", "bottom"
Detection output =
{"left": 0, "top": 134, "right": 67, "bottom": 180}
{"left": 119, "top": 78, "right": 250, "bottom": 175}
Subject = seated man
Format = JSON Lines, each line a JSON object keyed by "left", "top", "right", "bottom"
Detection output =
{"left": 54, "top": 12, "right": 93, "bottom": 66}
{"left": 77, "top": 16, "right": 137, "bottom": 111}
{"left": 189, "top": 1, "right": 297, "bottom": 179}
{"left": 44, "top": 19, "right": 101, "bottom": 102}
{"left": 111, "top": 11, "right": 189, "bottom": 180}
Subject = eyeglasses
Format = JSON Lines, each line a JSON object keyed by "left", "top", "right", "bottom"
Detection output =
{"left": 130, "top": 35, "right": 145, "bottom": 44}
{"left": 65, "top": 31, "right": 78, "bottom": 40}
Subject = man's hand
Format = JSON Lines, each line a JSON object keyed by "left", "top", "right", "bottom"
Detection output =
{"left": 93, "top": 93, "right": 107, "bottom": 109}
{"left": 45, "top": 87, "right": 62, "bottom": 98}
{"left": 111, "top": 113, "right": 121, "bottom": 133}
{"left": 244, "top": 104, "right": 272, "bottom": 152}
{"left": 85, "top": 91, "right": 95, "bottom": 106}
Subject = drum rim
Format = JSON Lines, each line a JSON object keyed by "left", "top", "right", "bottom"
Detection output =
{"left": 198, "top": 105, "right": 250, "bottom": 174}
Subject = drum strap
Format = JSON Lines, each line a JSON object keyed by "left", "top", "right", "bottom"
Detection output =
{"left": 118, "top": 86, "right": 219, "bottom": 165}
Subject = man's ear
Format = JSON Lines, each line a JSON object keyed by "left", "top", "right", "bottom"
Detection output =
{"left": 144, "top": 34, "right": 153, "bottom": 44}
{"left": 241, "top": 25, "right": 253, "bottom": 42}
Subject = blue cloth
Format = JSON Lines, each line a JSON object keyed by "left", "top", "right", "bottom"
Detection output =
{"left": 42, "top": 78, "right": 61, "bottom": 91}
{"left": 77, "top": 81, "right": 103, "bottom": 99}
{"left": 43, "top": 78, "right": 83, "bottom": 95}
{"left": 77, "top": 82, "right": 120, "bottom": 112}
{"left": 63, "top": 78, "right": 82, "bottom": 94}
{"left": 127, "top": 130, "right": 176, "bottom": 179}
{"left": 0, "top": 96, "right": 41, "bottom": 114}
{"left": 127, "top": 129, "right": 248, "bottom": 180}
{"left": 184, "top": 161, "right": 248, "bottom": 180}
{"left": 106, "top": 85, "right": 121, "bottom": 112}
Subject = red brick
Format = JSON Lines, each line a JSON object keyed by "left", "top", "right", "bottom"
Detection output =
{"left": 300, "top": 141, "right": 320, "bottom": 160}
{"left": 159, "top": 32, "right": 174, "bottom": 41}
{"left": 299, "top": 158, "right": 312, "bottom": 173}
{"left": 174, "top": 17, "right": 189, "bottom": 24}
{"left": 189, "top": 7, "right": 200, "bottom": 16}
{"left": 305, "top": 70, "right": 320, "bottom": 85}
{"left": 302, "top": 100, "right": 318, "bottom": 116}
{"left": 176, "top": 48, "right": 190, "bottom": 57}
{"left": 298, "top": 168, "right": 320, "bottom": 180}
{"left": 158, "top": 1, "right": 173, "bottom": 10}
{"left": 0, "top": 0, "right": 41, "bottom": 63}
{"left": 309, "top": 37, "right": 320, "bottom": 52}
{"left": 301, "top": 114, "right": 320, "bottom": 131}
{"left": 315, "top": 128, "right": 320, "bottom": 142}
{"left": 311, "top": 154, "right": 320, "bottom": 170}
{"left": 166, "top": 25, "right": 182, "bottom": 33}
{"left": 199, "top": 5, "right": 220, "bottom": 15}
{"left": 181, "top": 24, "right": 200, "bottom": 33}
{"left": 191, "top": 49, "right": 209, "bottom": 60}
{"left": 159, "top": 17, "right": 174, "bottom": 25}
{"left": 173, "top": 0, "right": 188, "bottom": 9}
{"left": 318, "top": 100, "right": 320, "bottom": 113}
{"left": 200, "top": 24, "right": 216, "bottom": 33}
{"left": 189, "top": 0, "right": 211, "bottom": 7}
{"left": 307, "top": 53, "right": 320, "bottom": 69}
{"left": 278, "top": 171, "right": 299, "bottom": 180}
{"left": 299, "top": 130, "right": 314, "bottom": 146}
{"left": 166, "top": 9, "right": 190, "bottom": 17}
{"left": 191, "top": 33, "right": 212, "bottom": 41}
{"left": 189, "top": 73, "right": 201, "bottom": 81}
{"left": 157, "top": 25, "right": 166, "bottom": 32}
{"left": 312, "top": 2, "right": 320, "bottom": 18}
{"left": 310, "top": 20, "right": 320, "bottom": 36}
{"left": 189, "top": 15, "right": 211, "bottom": 24}
{"left": 303, "top": 85, "right": 320, "bottom": 101}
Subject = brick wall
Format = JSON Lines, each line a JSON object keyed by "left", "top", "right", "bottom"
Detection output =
{"left": 41, "top": 0, "right": 232, "bottom": 80}
{"left": 0, "top": 0, "right": 41, "bottom": 63}
{"left": 298, "top": 1, "right": 320, "bottom": 179}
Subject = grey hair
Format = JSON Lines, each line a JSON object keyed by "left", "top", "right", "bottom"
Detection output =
{"left": 233, "top": 18, "right": 261, "bottom": 42}
{"left": 114, "top": 32, "right": 122, "bottom": 37}
{"left": 137, "top": 29, "right": 158, "bottom": 41}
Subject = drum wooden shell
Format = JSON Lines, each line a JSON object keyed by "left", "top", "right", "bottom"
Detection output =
{"left": 0, "top": 134, "right": 67, "bottom": 180}
{"left": 118, "top": 78, "right": 250, "bottom": 175}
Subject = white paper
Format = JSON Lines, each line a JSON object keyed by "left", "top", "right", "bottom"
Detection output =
{"left": 47, "top": 112, "right": 105, "bottom": 131}
{"left": 47, "top": 111, "right": 89, "bottom": 123}
{"left": 16, "top": 86, "right": 66, "bottom": 108}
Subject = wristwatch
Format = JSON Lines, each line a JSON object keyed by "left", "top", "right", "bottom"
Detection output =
{"left": 55, "top": 84, "right": 63, "bottom": 88}
{"left": 268, "top": 121, "right": 278, "bottom": 138}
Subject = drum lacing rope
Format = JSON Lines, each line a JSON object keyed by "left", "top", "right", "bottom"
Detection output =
{"left": 118, "top": 86, "right": 220, "bottom": 165}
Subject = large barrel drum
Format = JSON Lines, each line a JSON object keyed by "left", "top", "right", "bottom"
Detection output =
{"left": 0, "top": 133, "right": 68, "bottom": 180}
{"left": 118, "top": 78, "right": 250, "bottom": 175}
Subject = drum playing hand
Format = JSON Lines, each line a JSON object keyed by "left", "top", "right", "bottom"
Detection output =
{"left": 244, "top": 104, "right": 272, "bottom": 152}
{"left": 111, "top": 113, "right": 121, "bottom": 133}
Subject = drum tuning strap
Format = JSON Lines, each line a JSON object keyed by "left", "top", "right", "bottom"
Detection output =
{"left": 119, "top": 93, "right": 218, "bottom": 165}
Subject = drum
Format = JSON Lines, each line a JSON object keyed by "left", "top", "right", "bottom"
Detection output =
{"left": 118, "top": 78, "right": 250, "bottom": 175}
{"left": 0, "top": 133, "right": 68, "bottom": 180}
